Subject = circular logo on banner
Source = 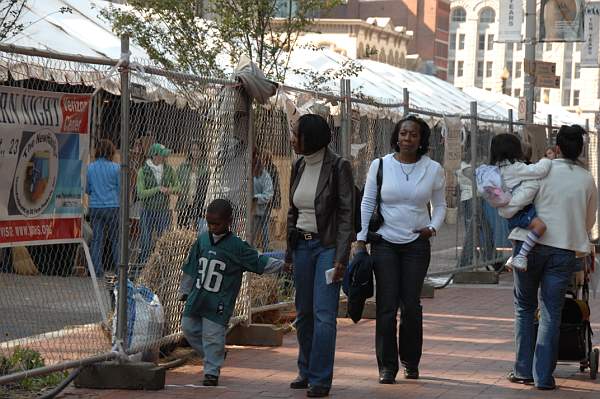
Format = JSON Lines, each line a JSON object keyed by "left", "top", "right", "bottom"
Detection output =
{"left": 13, "top": 130, "right": 59, "bottom": 217}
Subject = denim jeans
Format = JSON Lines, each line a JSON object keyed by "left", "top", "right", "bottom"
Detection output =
{"left": 372, "top": 236, "right": 431, "bottom": 376}
{"left": 293, "top": 239, "right": 340, "bottom": 388}
{"left": 139, "top": 208, "right": 171, "bottom": 264}
{"left": 182, "top": 316, "right": 226, "bottom": 376}
{"left": 513, "top": 244, "right": 575, "bottom": 388}
{"left": 252, "top": 208, "right": 271, "bottom": 251}
{"left": 89, "top": 207, "right": 119, "bottom": 277}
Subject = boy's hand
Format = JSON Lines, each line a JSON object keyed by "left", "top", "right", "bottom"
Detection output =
{"left": 332, "top": 262, "right": 346, "bottom": 283}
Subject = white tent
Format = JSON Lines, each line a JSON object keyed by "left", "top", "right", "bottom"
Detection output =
{"left": 2, "top": 0, "right": 589, "bottom": 127}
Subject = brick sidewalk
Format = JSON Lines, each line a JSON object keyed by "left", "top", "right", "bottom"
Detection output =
{"left": 61, "top": 275, "right": 600, "bottom": 399}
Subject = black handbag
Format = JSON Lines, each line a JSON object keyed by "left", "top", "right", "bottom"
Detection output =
{"left": 366, "top": 158, "right": 384, "bottom": 243}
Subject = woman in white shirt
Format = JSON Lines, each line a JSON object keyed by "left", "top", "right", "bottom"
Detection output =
{"left": 356, "top": 115, "right": 446, "bottom": 384}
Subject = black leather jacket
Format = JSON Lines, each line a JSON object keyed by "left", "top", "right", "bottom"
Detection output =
{"left": 285, "top": 148, "right": 354, "bottom": 265}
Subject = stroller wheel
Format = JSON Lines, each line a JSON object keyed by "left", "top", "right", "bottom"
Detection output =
{"left": 580, "top": 365, "right": 586, "bottom": 373}
{"left": 590, "top": 348, "right": 599, "bottom": 380}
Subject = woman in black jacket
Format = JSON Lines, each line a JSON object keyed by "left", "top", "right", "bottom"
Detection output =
{"left": 285, "top": 114, "right": 354, "bottom": 398}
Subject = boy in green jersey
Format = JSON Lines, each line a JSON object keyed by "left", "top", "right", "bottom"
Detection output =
{"left": 179, "top": 199, "right": 283, "bottom": 386}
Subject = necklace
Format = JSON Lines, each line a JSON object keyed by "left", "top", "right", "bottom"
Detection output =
{"left": 399, "top": 162, "right": 417, "bottom": 181}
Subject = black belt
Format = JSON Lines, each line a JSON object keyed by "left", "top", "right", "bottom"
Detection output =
{"left": 298, "top": 230, "right": 319, "bottom": 240}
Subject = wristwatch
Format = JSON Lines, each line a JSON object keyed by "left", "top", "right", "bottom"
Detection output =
{"left": 427, "top": 226, "right": 437, "bottom": 237}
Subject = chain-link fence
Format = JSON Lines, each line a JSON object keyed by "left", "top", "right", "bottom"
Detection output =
{"left": 1, "top": 40, "right": 599, "bottom": 397}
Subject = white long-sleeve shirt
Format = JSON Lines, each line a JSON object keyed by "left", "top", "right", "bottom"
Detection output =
{"left": 504, "top": 159, "right": 597, "bottom": 254}
{"left": 496, "top": 158, "right": 551, "bottom": 215}
{"left": 357, "top": 154, "right": 446, "bottom": 244}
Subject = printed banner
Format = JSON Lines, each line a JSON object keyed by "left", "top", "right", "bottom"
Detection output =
{"left": 498, "top": 0, "right": 524, "bottom": 42}
{"left": 582, "top": 2, "right": 600, "bottom": 66}
{"left": 0, "top": 86, "right": 90, "bottom": 246}
{"left": 539, "top": 0, "right": 585, "bottom": 42}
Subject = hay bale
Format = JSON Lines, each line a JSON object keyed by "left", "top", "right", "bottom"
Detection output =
{"left": 12, "top": 247, "right": 39, "bottom": 276}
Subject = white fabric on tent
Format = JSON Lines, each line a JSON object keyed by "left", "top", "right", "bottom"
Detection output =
{"left": 1, "top": 1, "right": 589, "bottom": 126}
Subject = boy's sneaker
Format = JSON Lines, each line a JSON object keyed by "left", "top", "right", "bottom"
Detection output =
{"left": 203, "top": 374, "right": 219, "bottom": 386}
{"left": 512, "top": 255, "right": 528, "bottom": 272}
{"left": 505, "top": 256, "right": 513, "bottom": 268}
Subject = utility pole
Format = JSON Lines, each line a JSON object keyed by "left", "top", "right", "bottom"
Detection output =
{"left": 524, "top": 0, "right": 536, "bottom": 123}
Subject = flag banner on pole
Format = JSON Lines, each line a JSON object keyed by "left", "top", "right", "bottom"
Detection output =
{"left": 582, "top": 2, "right": 600, "bottom": 66}
{"left": 539, "top": 0, "right": 585, "bottom": 42}
{"left": 0, "top": 86, "right": 91, "bottom": 247}
{"left": 498, "top": 0, "right": 524, "bottom": 42}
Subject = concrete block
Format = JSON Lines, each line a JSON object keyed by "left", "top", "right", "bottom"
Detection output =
{"left": 421, "top": 282, "right": 435, "bottom": 298}
{"left": 338, "top": 298, "right": 348, "bottom": 318}
{"left": 453, "top": 271, "right": 499, "bottom": 284}
{"left": 74, "top": 361, "right": 165, "bottom": 390}
{"left": 226, "top": 323, "right": 284, "bottom": 346}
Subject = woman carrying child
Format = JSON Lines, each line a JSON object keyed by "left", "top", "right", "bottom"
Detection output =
{"left": 480, "top": 134, "right": 552, "bottom": 271}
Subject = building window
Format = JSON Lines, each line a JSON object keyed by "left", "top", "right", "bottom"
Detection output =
{"left": 573, "top": 90, "right": 580, "bottom": 106}
{"left": 477, "top": 61, "right": 484, "bottom": 77}
{"left": 543, "top": 89, "right": 550, "bottom": 104}
{"left": 486, "top": 61, "right": 493, "bottom": 77}
{"left": 564, "top": 61, "right": 572, "bottom": 79}
{"left": 515, "top": 62, "right": 522, "bottom": 78}
{"left": 487, "top": 34, "right": 494, "bottom": 50}
{"left": 506, "top": 63, "right": 513, "bottom": 77}
{"left": 574, "top": 63, "right": 581, "bottom": 79}
{"left": 517, "top": 42, "right": 523, "bottom": 51}
{"left": 479, "top": 7, "right": 496, "bottom": 23}
{"left": 514, "top": 88, "right": 521, "bottom": 97}
{"left": 451, "top": 7, "right": 467, "bottom": 23}
{"left": 448, "top": 61, "right": 455, "bottom": 78}
{"left": 535, "top": 88, "right": 541, "bottom": 102}
{"left": 457, "top": 61, "right": 464, "bottom": 77}
{"left": 562, "top": 89, "right": 571, "bottom": 106}
{"left": 545, "top": 42, "right": 553, "bottom": 51}
{"left": 478, "top": 34, "right": 486, "bottom": 50}
{"left": 450, "top": 33, "right": 456, "bottom": 50}
{"left": 458, "top": 34, "right": 465, "bottom": 50}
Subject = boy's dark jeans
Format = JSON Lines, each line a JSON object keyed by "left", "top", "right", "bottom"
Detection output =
{"left": 372, "top": 236, "right": 431, "bottom": 376}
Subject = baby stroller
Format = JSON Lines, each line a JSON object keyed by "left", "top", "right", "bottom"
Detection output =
{"left": 535, "top": 255, "right": 599, "bottom": 379}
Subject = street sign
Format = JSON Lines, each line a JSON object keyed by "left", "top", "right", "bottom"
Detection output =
{"left": 518, "top": 97, "right": 526, "bottom": 120}
{"left": 535, "top": 75, "right": 561, "bottom": 88}
{"left": 524, "top": 60, "right": 557, "bottom": 75}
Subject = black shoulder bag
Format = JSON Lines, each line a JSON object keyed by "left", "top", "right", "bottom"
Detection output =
{"left": 366, "top": 158, "right": 384, "bottom": 243}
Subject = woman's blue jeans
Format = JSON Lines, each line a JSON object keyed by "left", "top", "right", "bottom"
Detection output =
{"left": 513, "top": 244, "right": 575, "bottom": 389}
{"left": 139, "top": 208, "right": 171, "bottom": 264}
{"left": 89, "top": 207, "right": 119, "bottom": 277}
{"left": 293, "top": 239, "right": 340, "bottom": 389}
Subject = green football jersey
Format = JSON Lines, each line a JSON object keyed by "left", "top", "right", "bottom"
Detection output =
{"left": 182, "top": 232, "right": 268, "bottom": 326}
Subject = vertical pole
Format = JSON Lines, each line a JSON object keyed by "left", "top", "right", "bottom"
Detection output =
{"left": 340, "top": 79, "right": 347, "bottom": 157}
{"left": 470, "top": 102, "right": 479, "bottom": 269}
{"left": 547, "top": 114, "right": 552, "bottom": 146}
{"left": 597, "top": 120, "right": 600, "bottom": 240}
{"left": 524, "top": 0, "right": 536, "bottom": 124}
{"left": 116, "top": 35, "right": 130, "bottom": 350}
{"left": 244, "top": 95, "right": 254, "bottom": 327}
{"left": 345, "top": 79, "right": 352, "bottom": 160}
{"left": 508, "top": 109, "right": 514, "bottom": 134}
{"left": 403, "top": 88, "right": 410, "bottom": 116}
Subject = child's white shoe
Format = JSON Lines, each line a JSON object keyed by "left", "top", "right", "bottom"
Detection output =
{"left": 512, "top": 255, "right": 528, "bottom": 272}
{"left": 505, "top": 256, "right": 513, "bottom": 269}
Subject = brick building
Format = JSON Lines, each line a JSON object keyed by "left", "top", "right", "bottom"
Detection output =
{"left": 328, "top": 0, "right": 451, "bottom": 80}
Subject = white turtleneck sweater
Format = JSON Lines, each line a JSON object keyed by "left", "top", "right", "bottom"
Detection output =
{"left": 293, "top": 148, "right": 326, "bottom": 233}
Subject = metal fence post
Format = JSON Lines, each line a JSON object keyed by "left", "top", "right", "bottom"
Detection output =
{"left": 403, "top": 88, "right": 410, "bottom": 116}
{"left": 244, "top": 95, "right": 255, "bottom": 326}
{"left": 116, "top": 35, "right": 131, "bottom": 351}
{"left": 340, "top": 78, "right": 351, "bottom": 159}
{"left": 470, "top": 101, "right": 479, "bottom": 270}
{"left": 508, "top": 109, "right": 514, "bottom": 134}
{"left": 547, "top": 114, "right": 552, "bottom": 145}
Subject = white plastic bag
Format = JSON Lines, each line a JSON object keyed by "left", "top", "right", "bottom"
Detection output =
{"left": 112, "top": 280, "right": 165, "bottom": 352}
